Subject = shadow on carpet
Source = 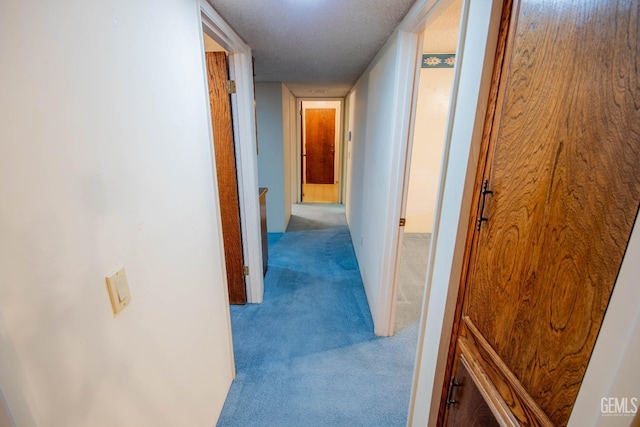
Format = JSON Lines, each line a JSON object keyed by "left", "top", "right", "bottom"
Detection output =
{"left": 217, "top": 204, "right": 418, "bottom": 427}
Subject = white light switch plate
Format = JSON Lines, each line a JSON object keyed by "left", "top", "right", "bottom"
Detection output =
{"left": 106, "top": 267, "right": 131, "bottom": 316}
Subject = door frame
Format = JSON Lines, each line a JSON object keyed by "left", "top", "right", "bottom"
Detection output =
{"left": 294, "top": 98, "right": 344, "bottom": 204}
{"left": 301, "top": 101, "right": 342, "bottom": 200}
{"left": 200, "top": 1, "right": 264, "bottom": 305}
{"left": 374, "top": 0, "right": 463, "bottom": 339}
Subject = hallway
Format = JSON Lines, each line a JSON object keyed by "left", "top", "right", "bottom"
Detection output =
{"left": 217, "top": 204, "right": 419, "bottom": 426}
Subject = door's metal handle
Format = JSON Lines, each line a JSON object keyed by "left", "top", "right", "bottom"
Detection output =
{"left": 446, "top": 377, "right": 461, "bottom": 407}
{"left": 476, "top": 179, "right": 493, "bottom": 231}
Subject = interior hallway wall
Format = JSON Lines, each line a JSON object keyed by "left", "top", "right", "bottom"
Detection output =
{"left": 346, "top": 31, "right": 404, "bottom": 329}
{"left": 281, "top": 85, "right": 293, "bottom": 226}
{"left": 405, "top": 68, "right": 453, "bottom": 233}
{"left": 0, "top": 1, "right": 234, "bottom": 426}
{"left": 345, "top": 91, "right": 356, "bottom": 220}
{"left": 255, "top": 83, "right": 293, "bottom": 232}
{"left": 405, "top": 0, "right": 461, "bottom": 234}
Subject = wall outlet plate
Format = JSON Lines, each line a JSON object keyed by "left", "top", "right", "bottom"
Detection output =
{"left": 105, "top": 267, "right": 131, "bottom": 316}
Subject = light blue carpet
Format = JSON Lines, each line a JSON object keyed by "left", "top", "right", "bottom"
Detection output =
{"left": 217, "top": 204, "right": 418, "bottom": 427}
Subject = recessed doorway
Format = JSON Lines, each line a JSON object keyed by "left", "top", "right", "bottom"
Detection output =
{"left": 300, "top": 100, "right": 342, "bottom": 203}
{"left": 394, "top": 0, "right": 462, "bottom": 333}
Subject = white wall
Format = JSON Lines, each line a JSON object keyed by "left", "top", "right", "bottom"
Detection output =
{"left": 345, "top": 91, "right": 356, "bottom": 219}
{"left": 282, "top": 85, "right": 293, "bottom": 226}
{"left": 0, "top": 390, "right": 13, "bottom": 427}
{"left": 405, "top": 68, "right": 454, "bottom": 233}
{"left": 0, "top": 1, "right": 234, "bottom": 426}
{"left": 346, "top": 32, "right": 404, "bottom": 329}
{"left": 255, "top": 83, "right": 292, "bottom": 232}
{"left": 568, "top": 221, "right": 640, "bottom": 426}
{"left": 287, "top": 92, "right": 298, "bottom": 207}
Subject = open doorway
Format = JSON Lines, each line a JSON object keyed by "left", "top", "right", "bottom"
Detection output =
{"left": 200, "top": 3, "right": 264, "bottom": 308}
{"left": 299, "top": 100, "right": 343, "bottom": 204}
{"left": 394, "top": 1, "right": 462, "bottom": 332}
{"left": 202, "top": 36, "right": 247, "bottom": 304}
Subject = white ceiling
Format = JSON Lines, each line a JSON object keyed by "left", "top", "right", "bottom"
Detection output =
{"left": 208, "top": 0, "right": 418, "bottom": 97}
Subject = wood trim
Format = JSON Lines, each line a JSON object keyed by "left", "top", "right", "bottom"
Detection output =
{"left": 206, "top": 52, "right": 246, "bottom": 305}
{"left": 458, "top": 345, "right": 519, "bottom": 427}
{"left": 461, "top": 317, "right": 554, "bottom": 426}
{"left": 437, "top": 0, "right": 515, "bottom": 422}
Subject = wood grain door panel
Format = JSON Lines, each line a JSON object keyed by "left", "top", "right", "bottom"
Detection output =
{"left": 205, "top": 52, "right": 246, "bottom": 305}
{"left": 305, "top": 108, "right": 335, "bottom": 184}
{"left": 442, "top": 0, "right": 640, "bottom": 424}
{"left": 455, "top": 318, "right": 553, "bottom": 426}
{"left": 446, "top": 352, "right": 502, "bottom": 427}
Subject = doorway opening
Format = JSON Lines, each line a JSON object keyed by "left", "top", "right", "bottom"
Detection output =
{"left": 298, "top": 100, "right": 343, "bottom": 204}
{"left": 200, "top": 4, "right": 264, "bottom": 307}
{"left": 202, "top": 35, "right": 247, "bottom": 305}
{"left": 394, "top": 0, "right": 462, "bottom": 333}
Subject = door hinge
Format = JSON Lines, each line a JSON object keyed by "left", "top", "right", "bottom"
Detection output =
{"left": 446, "top": 376, "right": 461, "bottom": 408}
{"left": 399, "top": 218, "right": 406, "bottom": 227}
{"left": 242, "top": 265, "right": 249, "bottom": 276}
{"left": 227, "top": 80, "right": 236, "bottom": 94}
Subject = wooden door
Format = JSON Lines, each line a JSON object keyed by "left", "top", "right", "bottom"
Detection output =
{"left": 205, "top": 52, "right": 246, "bottom": 305}
{"left": 441, "top": 0, "right": 640, "bottom": 425}
{"left": 305, "top": 108, "right": 335, "bottom": 184}
{"left": 446, "top": 350, "right": 500, "bottom": 427}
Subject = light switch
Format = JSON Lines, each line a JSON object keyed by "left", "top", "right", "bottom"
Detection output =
{"left": 106, "top": 267, "right": 131, "bottom": 316}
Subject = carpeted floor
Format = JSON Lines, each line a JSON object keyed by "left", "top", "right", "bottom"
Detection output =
{"left": 217, "top": 204, "right": 419, "bottom": 427}
{"left": 395, "top": 233, "right": 431, "bottom": 332}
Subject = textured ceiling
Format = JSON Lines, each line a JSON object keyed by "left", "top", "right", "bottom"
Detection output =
{"left": 209, "top": 0, "right": 418, "bottom": 97}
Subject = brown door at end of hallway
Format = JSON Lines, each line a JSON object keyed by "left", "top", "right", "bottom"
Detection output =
{"left": 205, "top": 51, "right": 246, "bottom": 305}
{"left": 305, "top": 108, "right": 336, "bottom": 184}
{"left": 441, "top": 0, "right": 640, "bottom": 425}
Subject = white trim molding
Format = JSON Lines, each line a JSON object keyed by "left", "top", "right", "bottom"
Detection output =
{"left": 375, "top": 30, "right": 421, "bottom": 337}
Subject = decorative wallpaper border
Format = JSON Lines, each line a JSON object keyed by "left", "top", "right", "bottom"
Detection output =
{"left": 422, "top": 54, "right": 456, "bottom": 68}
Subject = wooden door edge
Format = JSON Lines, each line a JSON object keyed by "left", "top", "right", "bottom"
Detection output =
{"left": 436, "top": 0, "right": 516, "bottom": 422}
